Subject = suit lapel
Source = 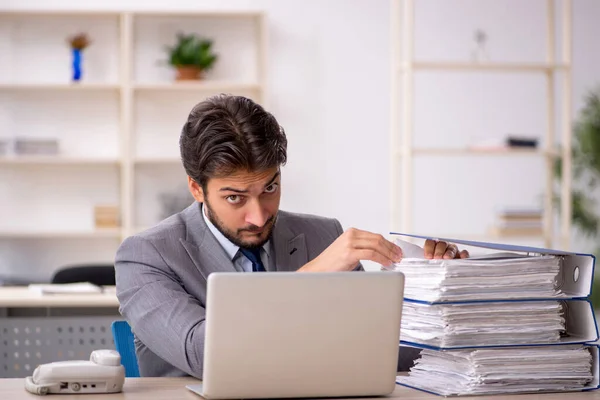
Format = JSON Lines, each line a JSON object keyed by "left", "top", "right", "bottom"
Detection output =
{"left": 271, "top": 213, "right": 308, "bottom": 272}
{"left": 179, "top": 202, "right": 241, "bottom": 280}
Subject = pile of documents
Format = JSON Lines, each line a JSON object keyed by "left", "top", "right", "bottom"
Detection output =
{"left": 397, "top": 255, "right": 562, "bottom": 302}
{"left": 390, "top": 235, "right": 599, "bottom": 396}
{"left": 404, "top": 346, "right": 593, "bottom": 396}
{"left": 401, "top": 301, "right": 564, "bottom": 348}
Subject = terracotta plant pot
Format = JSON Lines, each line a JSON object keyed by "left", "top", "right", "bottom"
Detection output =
{"left": 175, "top": 66, "right": 202, "bottom": 80}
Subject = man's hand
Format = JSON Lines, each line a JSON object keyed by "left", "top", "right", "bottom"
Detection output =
{"left": 299, "top": 228, "right": 403, "bottom": 272}
{"left": 423, "top": 239, "right": 469, "bottom": 259}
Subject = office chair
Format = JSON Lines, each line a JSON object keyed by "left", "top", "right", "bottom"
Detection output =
{"left": 111, "top": 320, "right": 140, "bottom": 378}
{"left": 51, "top": 264, "right": 116, "bottom": 286}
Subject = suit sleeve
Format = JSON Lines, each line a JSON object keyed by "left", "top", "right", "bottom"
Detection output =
{"left": 115, "top": 235, "right": 206, "bottom": 378}
{"left": 332, "top": 219, "right": 364, "bottom": 271}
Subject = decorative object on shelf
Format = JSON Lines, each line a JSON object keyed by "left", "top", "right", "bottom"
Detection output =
{"left": 94, "top": 205, "right": 120, "bottom": 229}
{"left": 468, "top": 135, "right": 539, "bottom": 151}
{"left": 14, "top": 138, "right": 59, "bottom": 155}
{"left": 164, "top": 32, "right": 218, "bottom": 81}
{"left": 470, "top": 28, "right": 490, "bottom": 62}
{"left": 505, "top": 135, "right": 538, "bottom": 148}
{"left": 158, "top": 186, "right": 194, "bottom": 220}
{"left": 67, "top": 33, "right": 91, "bottom": 82}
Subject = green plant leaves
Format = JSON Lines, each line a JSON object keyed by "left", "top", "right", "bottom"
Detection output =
{"left": 555, "top": 86, "right": 600, "bottom": 242}
{"left": 165, "top": 32, "right": 218, "bottom": 70}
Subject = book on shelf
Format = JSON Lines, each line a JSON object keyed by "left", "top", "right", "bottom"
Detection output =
{"left": 388, "top": 233, "right": 599, "bottom": 396}
{"left": 497, "top": 207, "right": 543, "bottom": 220}
{"left": 492, "top": 207, "right": 544, "bottom": 237}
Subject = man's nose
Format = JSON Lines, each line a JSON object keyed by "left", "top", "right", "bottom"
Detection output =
{"left": 245, "top": 201, "right": 269, "bottom": 228}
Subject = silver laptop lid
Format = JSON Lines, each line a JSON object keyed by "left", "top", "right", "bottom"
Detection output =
{"left": 200, "top": 271, "right": 404, "bottom": 399}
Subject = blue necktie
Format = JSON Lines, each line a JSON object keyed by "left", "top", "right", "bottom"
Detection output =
{"left": 239, "top": 248, "right": 266, "bottom": 272}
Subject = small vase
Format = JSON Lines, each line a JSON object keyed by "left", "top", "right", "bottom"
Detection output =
{"left": 72, "top": 48, "right": 82, "bottom": 82}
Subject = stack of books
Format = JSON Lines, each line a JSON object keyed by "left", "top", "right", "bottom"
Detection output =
{"left": 389, "top": 233, "right": 599, "bottom": 396}
{"left": 491, "top": 207, "right": 543, "bottom": 237}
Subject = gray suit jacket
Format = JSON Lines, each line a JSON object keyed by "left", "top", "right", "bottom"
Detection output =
{"left": 114, "top": 202, "right": 419, "bottom": 378}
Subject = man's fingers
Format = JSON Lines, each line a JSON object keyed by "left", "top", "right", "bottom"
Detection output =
{"left": 352, "top": 231, "right": 402, "bottom": 259}
{"left": 355, "top": 249, "right": 395, "bottom": 267}
{"left": 424, "top": 239, "right": 436, "bottom": 258}
{"left": 433, "top": 241, "right": 448, "bottom": 259}
{"left": 443, "top": 244, "right": 458, "bottom": 259}
{"left": 352, "top": 237, "right": 402, "bottom": 263}
{"left": 458, "top": 249, "right": 470, "bottom": 259}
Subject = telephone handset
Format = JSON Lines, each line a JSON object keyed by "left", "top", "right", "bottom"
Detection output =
{"left": 24, "top": 349, "right": 125, "bottom": 395}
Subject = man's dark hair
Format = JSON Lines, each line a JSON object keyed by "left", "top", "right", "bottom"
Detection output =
{"left": 180, "top": 94, "right": 287, "bottom": 190}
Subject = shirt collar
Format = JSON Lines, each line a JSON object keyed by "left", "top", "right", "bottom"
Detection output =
{"left": 201, "top": 203, "right": 270, "bottom": 261}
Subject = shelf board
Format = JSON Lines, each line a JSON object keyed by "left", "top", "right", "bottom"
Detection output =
{"left": 0, "top": 157, "right": 120, "bottom": 166}
{"left": 0, "top": 83, "right": 120, "bottom": 91}
{"left": 132, "top": 10, "right": 264, "bottom": 18}
{"left": 0, "top": 229, "right": 122, "bottom": 239}
{"left": 0, "top": 10, "right": 121, "bottom": 17}
{"left": 134, "top": 157, "right": 181, "bottom": 165}
{"left": 399, "top": 62, "right": 570, "bottom": 73}
{"left": 133, "top": 81, "right": 261, "bottom": 92}
{"left": 395, "top": 148, "right": 558, "bottom": 157}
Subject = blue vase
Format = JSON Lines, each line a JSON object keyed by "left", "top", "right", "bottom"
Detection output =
{"left": 72, "top": 48, "right": 82, "bottom": 82}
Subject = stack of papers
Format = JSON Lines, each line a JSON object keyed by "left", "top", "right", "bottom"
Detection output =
{"left": 390, "top": 235, "right": 599, "bottom": 396}
{"left": 397, "top": 346, "right": 594, "bottom": 396}
{"left": 401, "top": 301, "right": 565, "bottom": 348}
{"left": 390, "top": 255, "right": 561, "bottom": 302}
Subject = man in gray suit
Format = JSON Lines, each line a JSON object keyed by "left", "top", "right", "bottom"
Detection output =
{"left": 115, "top": 94, "right": 468, "bottom": 379}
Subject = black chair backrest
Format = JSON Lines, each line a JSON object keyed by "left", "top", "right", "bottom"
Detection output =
{"left": 51, "top": 265, "right": 116, "bottom": 286}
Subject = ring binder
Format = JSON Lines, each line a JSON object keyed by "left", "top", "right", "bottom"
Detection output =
{"left": 391, "top": 233, "right": 600, "bottom": 396}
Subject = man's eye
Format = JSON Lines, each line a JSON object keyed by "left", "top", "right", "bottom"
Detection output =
{"left": 264, "top": 183, "right": 279, "bottom": 194}
{"left": 226, "top": 195, "right": 242, "bottom": 204}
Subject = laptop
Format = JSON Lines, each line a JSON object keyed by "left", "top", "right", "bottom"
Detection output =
{"left": 186, "top": 271, "right": 405, "bottom": 399}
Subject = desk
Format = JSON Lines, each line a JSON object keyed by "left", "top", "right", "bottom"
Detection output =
{"left": 0, "top": 286, "right": 118, "bottom": 308}
{"left": 1, "top": 377, "right": 600, "bottom": 399}
{"left": 0, "top": 286, "right": 120, "bottom": 379}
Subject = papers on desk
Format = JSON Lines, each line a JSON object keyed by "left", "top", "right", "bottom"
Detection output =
{"left": 28, "top": 282, "right": 103, "bottom": 295}
{"left": 388, "top": 255, "right": 562, "bottom": 303}
{"left": 397, "top": 345, "right": 596, "bottom": 396}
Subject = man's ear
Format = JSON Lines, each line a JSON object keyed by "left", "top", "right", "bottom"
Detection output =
{"left": 187, "top": 176, "right": 205, "bottom": 203}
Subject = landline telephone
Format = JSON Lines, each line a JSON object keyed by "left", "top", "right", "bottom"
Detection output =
{"left": 24, "top": 349, "right": 125, "bottom": 395}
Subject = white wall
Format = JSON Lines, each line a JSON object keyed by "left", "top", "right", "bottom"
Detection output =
{"left": 1, "top": 0, "right": 600, "bottom": 278}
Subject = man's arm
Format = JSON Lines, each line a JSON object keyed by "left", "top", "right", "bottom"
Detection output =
{"left": 115, "top": 235, "right": 206, "bottom": 378}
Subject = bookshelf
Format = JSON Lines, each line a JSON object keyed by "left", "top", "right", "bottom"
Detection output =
{"left": 0, "top": 9, "right": 267, "bottom": 280}
{"left": 389, "top": 0, "right": 573, "bottom": 250}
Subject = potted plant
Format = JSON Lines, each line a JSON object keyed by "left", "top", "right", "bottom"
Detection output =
{"left": 165, "top": 32, "right": 218, "bottom": 81}
{"left": 554, "top": 86, "right": 600, "bottom": 308}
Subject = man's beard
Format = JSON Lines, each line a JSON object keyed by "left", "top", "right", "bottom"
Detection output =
{"left": 203, "top": 199, "right": 276, "bottom": 250}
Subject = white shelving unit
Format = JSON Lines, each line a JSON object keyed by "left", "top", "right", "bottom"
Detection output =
{"left": 389, "top": 0, "right": 573, "bottom": 250}
{"left": 0, "top": 9, "right": 267, "bottom": 279}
